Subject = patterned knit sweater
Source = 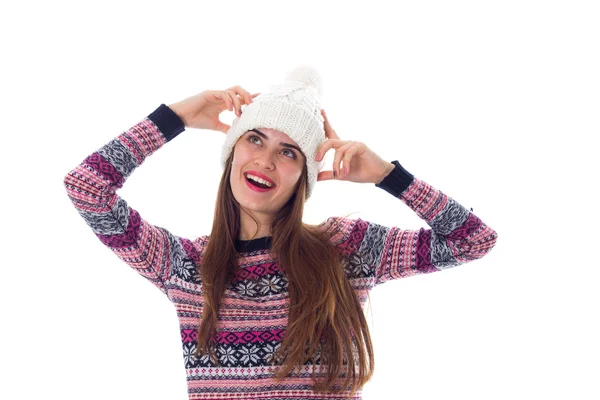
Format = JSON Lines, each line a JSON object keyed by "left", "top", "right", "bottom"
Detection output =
{"left": 64, "top": 104, "right": 498, "bottom": 400}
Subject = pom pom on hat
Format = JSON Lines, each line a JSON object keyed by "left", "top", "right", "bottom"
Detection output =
{"left": 283, "top": 65, "right": 324, "bottom": 98}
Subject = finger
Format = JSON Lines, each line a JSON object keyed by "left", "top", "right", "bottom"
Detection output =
{"left": 324, "top": 120, "right": 339, "bottom": 140}
{"left": 321, "top": 109, "right": 340, "bottom": 140}
{"left": 228, "top": 85, "right": 253, "bottom": 105}
{"left": 251, "top": 92, "right": 261, "bottom": 99}
{"left": 315, "top": 139, "right": 334, "bottom": 162}
{"left": 226, "top": 90, "right": 243, "bottom": 117}
{"left": 332, "top": 142, "right": 355, "bottom": 178}
{"left": 315, "top": 139, "right": 349, "bottom": 162}
{"left": 217, "top": 92, "right": 233, "bottom": 111}
{"left": 228, "top": 90, "right": 243, "bottom": 116}
{"left": 317, "top": 170, "right": 334, "bottom": 182}
{"left": 340, "top": 142, "right": 363, "bottom": 176}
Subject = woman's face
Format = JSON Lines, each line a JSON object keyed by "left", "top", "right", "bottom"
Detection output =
{"left": 230, "top": 128, "right": 305, "bottom": 217}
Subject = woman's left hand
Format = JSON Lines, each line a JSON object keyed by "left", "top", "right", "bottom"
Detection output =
{"left": 315, "top": 109, "right": 395, "bottom": 184}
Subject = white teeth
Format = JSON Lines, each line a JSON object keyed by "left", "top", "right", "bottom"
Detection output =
{"left": 246, "top": 173, "right": 274, "bottom": 187}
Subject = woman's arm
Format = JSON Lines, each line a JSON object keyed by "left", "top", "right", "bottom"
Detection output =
{"left": 63, "top": 104, "right": 201, "bottom": 297}
{"left": 323, "top": 160, "right": 498, "bottom": 288}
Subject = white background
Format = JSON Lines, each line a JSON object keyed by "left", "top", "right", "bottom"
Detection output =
{"left": 2, "top": 0, "right": 598, "bottom": 399}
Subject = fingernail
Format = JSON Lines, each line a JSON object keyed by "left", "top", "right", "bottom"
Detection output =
{"left": 333, "top": 170, "right": 337, "bottom": 178}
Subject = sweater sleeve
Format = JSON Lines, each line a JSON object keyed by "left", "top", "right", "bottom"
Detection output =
{"left": 322, "top": 160, "right": 498, "bottom": 289}
{"left": 63, "top": 104, "right": 201, "bottom": 298}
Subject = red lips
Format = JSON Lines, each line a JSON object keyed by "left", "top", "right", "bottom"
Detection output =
{"left": 245, "top": 175, "right": 275, "bottom": 192}
{"left": 244, "top": 170, "right": 276, "bottom": 186}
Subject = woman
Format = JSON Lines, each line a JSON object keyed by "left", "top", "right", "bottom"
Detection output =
{"left": 64, "top": 65, "right": 498, "bottom": 400}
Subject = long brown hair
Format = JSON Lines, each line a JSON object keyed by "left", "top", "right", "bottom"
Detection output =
{"left": 195, "top": 150, "right": 375, "bottom": 398}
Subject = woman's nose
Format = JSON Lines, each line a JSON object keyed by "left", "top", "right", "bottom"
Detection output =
{"left": 254, "top": 153, "right": 275, "bottom": 169}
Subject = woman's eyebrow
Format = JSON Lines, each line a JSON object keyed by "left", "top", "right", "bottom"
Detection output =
{"left": 250, "top": 129, "right": 304, "bottom": 156}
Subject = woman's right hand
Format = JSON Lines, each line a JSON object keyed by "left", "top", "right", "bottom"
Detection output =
{"left": 168, "top": 86, "right": 260, "bottom": 133}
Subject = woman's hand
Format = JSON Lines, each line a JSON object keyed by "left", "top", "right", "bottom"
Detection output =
{"left": 315, "top": 109, "right": 395, "bottom": 184}
{"left": 168, "top": 86, "right": 260, "bottom": 133}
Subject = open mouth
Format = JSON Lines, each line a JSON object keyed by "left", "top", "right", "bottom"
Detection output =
{"left": 244, "top": 172, "right": 275, "bottom": 191}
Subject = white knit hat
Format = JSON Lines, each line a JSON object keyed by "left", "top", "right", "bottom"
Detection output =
{"left": 220, "top": 65, "right": 327, "bottom": 200}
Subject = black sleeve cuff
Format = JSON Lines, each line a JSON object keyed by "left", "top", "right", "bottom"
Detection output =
{"left": 147, "top": 103, "right": 185, "bottom": 142}
{"left": 375, "top": 160, "right": 415, "bottom": 197}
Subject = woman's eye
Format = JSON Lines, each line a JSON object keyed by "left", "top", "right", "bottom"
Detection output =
{"left": 249, "top": 135, "right": 261, "bottom": 144}
{"left": 282, "top": 149, "right": 297, "bottom": 159}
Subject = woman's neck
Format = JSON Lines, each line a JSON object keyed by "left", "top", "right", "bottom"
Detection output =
{"left": 239, "top": 210, "right": 273, "bottom": 240}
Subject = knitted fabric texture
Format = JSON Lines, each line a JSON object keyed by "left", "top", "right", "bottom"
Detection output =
{"left": 221, "top": 65, "right": 327, "bottom": 200}
{"left": 64, "top": 104, "right": 498, "bottom": 399}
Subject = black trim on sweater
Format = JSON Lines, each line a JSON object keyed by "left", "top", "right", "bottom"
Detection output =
{"left": 147, "top": 103, "right": 185, "bottom": 142}
{"left": 235, "top": 236, "right": 273, "bottom": 253}
{"left": 374, "top": 160, "right": 415, "bottom": 197}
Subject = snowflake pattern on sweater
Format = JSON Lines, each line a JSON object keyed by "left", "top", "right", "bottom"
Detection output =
{"left": 64, "top": 104, "right": 498, "bottom": 400}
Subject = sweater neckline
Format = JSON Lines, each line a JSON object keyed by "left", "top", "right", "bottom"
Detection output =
{"left": 234, "top": 236, "right": 273, "bottom": 253}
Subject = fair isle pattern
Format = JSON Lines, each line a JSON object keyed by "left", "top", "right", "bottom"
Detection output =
{"left": 320, "top": 179, "right": 497, "bottom": 287}
{"left": 64, "top": 106, "right": 498, "bottom": 400}
{"left": 64, "top": 119, "right": 200, "bottom": 297}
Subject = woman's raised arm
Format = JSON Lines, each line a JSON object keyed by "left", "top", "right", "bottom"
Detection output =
{"left": 63, "top": 87, "right": 257, "bottom": 296}
{"left": 63, "top": 104, "right": 202, "bottom": 297}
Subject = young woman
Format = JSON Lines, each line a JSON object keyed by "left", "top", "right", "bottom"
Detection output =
{"left": 64, "top": 66, "right": 498, "bottom": 400}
